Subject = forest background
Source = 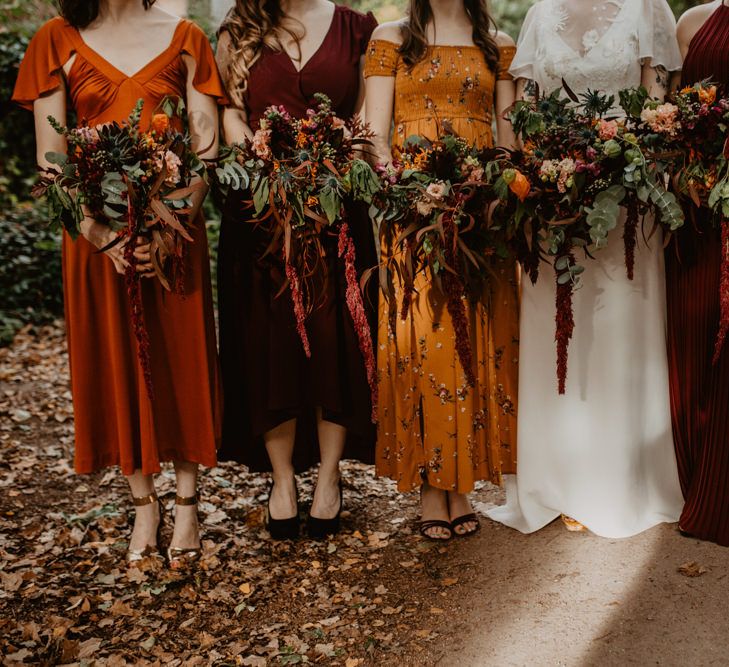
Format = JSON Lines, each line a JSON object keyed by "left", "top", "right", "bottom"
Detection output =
{"left": 0, "top": 0, "right": 704, "bottom": 344}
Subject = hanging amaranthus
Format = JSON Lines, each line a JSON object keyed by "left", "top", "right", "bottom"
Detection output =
{"left": 443, "top": 213, "right": 476, "bottom": 388}
{"left": 555, "top": 252, "right": 576, "bottom": 395}
{"left": 338, "top": 222, "right": 378, "bottom": 421}
{"left": 623, "top": 198, "right": 639, "bottom": 281}
{"left": 284, "top": 254, "right": 311, "bottom": 358}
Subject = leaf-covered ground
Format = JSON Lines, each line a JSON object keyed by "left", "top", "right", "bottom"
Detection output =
{"left": 0, "top": 324, "right": 502, "bottom": 666}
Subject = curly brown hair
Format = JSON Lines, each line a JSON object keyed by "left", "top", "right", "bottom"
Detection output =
{"left": 219, "top": 1, "right": 303, "bottom": 109}
{"left": 399, "top": 0, "right": 500, "bottom": 72}
{"left": 58, "top": 0, "right": 156, "bottom": 29}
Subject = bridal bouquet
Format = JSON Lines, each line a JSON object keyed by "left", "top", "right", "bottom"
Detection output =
{"left": 507, "top": 86, "right": 683, "bottom": 392}
{"left": 624, "top": 82, "right": 729, "bottom": 360}
{"left": 34, "top": 99, "right": 206, "bottom": 396}
{"left": 371, "top": 132, "right": 526, "bottom": 387}
{"left": 214, "top": 94, "right": 379, "bottom": 417}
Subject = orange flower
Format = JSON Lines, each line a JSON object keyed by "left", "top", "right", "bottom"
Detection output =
{"left": 681, "top": 85, "right": 694, "bottom": 95}
{"left": 509, "top": 170, "right": 530, "bottom": 202}
{"left": 307, "top": 195, "right": 319, "bottom": 206}
{"left": 296, "top": 131, "right": 308, "bottom": 148}
{"left": 699, "top": 85, "right": 717, "bottom": 105}
{"left": 151, "top": 113, "right": 170, "bottom": 135}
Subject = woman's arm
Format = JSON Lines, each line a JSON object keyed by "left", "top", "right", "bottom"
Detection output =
{"left": 181, "top": 52, "right": 219, "bottom": 221}
{"left": 494, "top": 32, "right": 517, "bottom": 150}
{"left": 216, "top": 31, "right": 254, "bottom": 144}
{"left": 642, "top": 64, "right": 670, "bottom": 100}
{"left": 495, "top": 79, "right": 517, "bottom": 150}
{"left": 364, "top": 73, "right": 395, "bottom": 166}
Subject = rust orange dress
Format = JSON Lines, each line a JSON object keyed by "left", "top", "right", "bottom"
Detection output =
{"left": 12, "top": 17, "right": 224, "bottom": 475}
{"left": 364, "top": 40, "right": 519, "bottom": 494}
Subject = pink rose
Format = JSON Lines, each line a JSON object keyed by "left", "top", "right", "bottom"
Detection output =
{"left": 252, "top": 128, "right": 272, "bottom": 159}
{"left": 426, "top": 181, "right": 447, "bottom": 200}
{"left": 597, "top": 119, "right": 619, "bottom": 141}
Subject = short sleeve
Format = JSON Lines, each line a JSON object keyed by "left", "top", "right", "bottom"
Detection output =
{"left": 637, "top": 0, "right": 682, "bottom": 71}
{"left": 364, "top": 39, "right": 399, "bottom": 78}
{"left": 12, "top": 17, "right": 76, "bottom": 111}
{"left": 508, "top": 4, "right": 540, "bottom": 81}
{"left": 497, "top": 45, "right": 517, "bottom": 81}
{"left": 356, "top": 12, "right": 379, "bottom": 55}
{"left": 179, "top": 20, "right": 230, "bottom": 105}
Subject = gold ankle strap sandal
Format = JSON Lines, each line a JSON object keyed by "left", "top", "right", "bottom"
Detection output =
{"left": 126, "top": 491, "right": 164, "bottom": 563}
{"left": 167, "top": 494, "right": 201, "bottom": 568}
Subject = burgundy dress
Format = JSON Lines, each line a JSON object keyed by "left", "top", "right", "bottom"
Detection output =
{"left": 217, "top": 5, "right": 378, "bottom": 472}
{"left": 666, "top": 4, "right": 729, "bottom": 546}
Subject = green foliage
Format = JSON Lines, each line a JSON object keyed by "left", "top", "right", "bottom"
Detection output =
{"left": 0, "top": 31, "right": 37, "bottom": 207}
{"left": 0, "top": 203, "right": 63, "bottom": 345}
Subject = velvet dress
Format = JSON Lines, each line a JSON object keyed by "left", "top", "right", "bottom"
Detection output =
{"left": 12, "top": 17, "right": 224, "bottom": 475}
{"left": 217, "top": 5, "right": 378, "bottom": 472}
{"left": 666, "top": 3, "right": 729, "bottom": 546}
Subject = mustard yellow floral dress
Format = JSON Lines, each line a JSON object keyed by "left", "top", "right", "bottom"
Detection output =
{"left": 364, "top": 39, "right": 519, "bottom": 493}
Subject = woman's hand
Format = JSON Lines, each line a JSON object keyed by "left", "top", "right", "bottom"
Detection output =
{"left": 79, "top": 213, "right": 154, "bottom": 277}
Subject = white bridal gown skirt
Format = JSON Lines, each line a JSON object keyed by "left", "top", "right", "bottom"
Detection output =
{"left": 487, "top": 216, "right": 684, "bottom": 538}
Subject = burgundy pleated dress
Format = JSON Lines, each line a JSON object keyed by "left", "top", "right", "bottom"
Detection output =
{"left": 217, "top": 6, "right": 378, "bottom": 472}
{"left": 666, "top": 3, "right": 729, "bottom": 546}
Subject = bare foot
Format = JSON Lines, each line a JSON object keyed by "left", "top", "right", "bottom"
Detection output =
{"left": 448, "top": 492, "right": 479, "bottom": 536}
{"left": 420, "top": 483, "right": 452, "bottom": 540}
{"left": 129, "top": 501, "right": 160, "bottom": 553}
{"left": 310, "top": 469, "right": 341, "bottom": 520}
{"left": 268, "top": 473, "right": 298, "bottom": 520}
{"left": 169, "top": 504, "right": 200, "bottom": 551}
{"left": 561, "top": 514, "right": 587, "bottom": 532}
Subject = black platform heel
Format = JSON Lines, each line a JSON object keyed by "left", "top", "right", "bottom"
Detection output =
{"left": 307, "top": 479, "right": 343, "bottom": 539}
{"left": 266, "top": 479, "right": 300, "bottom": 540}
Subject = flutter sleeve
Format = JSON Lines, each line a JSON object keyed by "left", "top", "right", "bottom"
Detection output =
{"left": 179, "top": 20, "right": 230, "bottom": 105}
{"left": 497, "top": 45, "right": 517, "bottom": 81}
{"left": 356, "top": 12, "right": 379, "bottom": 55}
{"left": 638, "top": 0, "right": 682, "bottom": 71}
{"left": 508, "top": 4, "right": 540, "bottom": 81}
{"left": 363, "top": 40, "right": 400, "bottom": 78}
{"left": 12, "top": 17, "right": 76, "bottom": 111}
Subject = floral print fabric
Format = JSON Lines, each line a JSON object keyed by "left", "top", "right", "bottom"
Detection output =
{"left": 364, "top": 40, "right": 519, "bottom": 493}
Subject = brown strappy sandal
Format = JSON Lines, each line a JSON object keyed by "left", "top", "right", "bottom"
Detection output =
{"left": 167, "top": 494, "right": 201, "bottom": 568}
{"left": 126, "top": 491, "right": 164, "bottom": 563}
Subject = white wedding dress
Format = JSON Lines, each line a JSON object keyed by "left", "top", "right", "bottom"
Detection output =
{"left": 486, "top": 0, "right": 685, "bottom": 538}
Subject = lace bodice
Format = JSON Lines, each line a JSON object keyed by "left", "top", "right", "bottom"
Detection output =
{"left": 510, "top": 0, "right": 681, "bottom": 102}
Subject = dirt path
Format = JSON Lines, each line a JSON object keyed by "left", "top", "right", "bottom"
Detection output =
{"left": 2, "top": 326, "right": 729, "bottom": 666}
{"left": 430, "top": 516, "right": 729, "bottom": 666}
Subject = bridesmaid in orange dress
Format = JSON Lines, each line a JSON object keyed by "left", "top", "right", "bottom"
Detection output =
{"left": 364, "top": 0, "right": 519, "bottom": 540}
{"left": 12, "top": 0, "right": 225, "bottom": 564}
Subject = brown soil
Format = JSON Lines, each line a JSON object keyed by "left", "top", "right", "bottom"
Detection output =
{"left": 2, "top": 325, "right": 728, "bottom": 666}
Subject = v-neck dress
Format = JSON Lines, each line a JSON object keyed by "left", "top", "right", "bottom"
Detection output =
{"left": 665, "top": 3, "right": 729, "bottom": 546}
{"left": 13, "top": 17, "right": 226, "bottom": 475}
{"left": 217, "top": 5, "right": 378, "bottom": 472}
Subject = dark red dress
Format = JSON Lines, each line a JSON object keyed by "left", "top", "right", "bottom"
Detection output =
{"left": 217, "top": 5, "right": 378, "bottom": 472}
{"left": 666, "top": 4, "right": 729, "bottom": 546}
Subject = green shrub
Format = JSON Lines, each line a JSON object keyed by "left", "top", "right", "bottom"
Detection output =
{"left": 0, "top": 203, "right": 63, "bottom": 345}
{"left": 0, "top": 31, "right": 38, "bottom": 207}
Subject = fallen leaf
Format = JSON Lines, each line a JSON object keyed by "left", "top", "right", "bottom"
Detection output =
{"left": 678, "top": 561, "right": 708, "bottom": 577}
